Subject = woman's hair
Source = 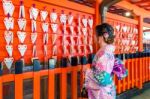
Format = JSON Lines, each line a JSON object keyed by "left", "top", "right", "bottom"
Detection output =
{"left": 96, "top": 23, "right": 115, "bottom": 44}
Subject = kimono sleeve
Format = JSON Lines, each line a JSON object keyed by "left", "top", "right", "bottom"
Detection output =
{"left": 112, "top": 58, "right": 128, "bottom": 80}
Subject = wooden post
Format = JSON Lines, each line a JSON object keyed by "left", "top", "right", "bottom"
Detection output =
{"left": 138, "top": 15, "right": 143, "bottom": 52}
{"left": 0, "top": 77, "right": 2, "bottom": 99}
{"left": 122, "top": 60, "right": 127, "bottom": 91}
{"left": 135, "top": 58, "right": 139, "bottom": 87}
{"left": 95, "top": 0, "right": 102, "bottom": 52}
{"left": 127, "top": 59, "right": 131, "bottom": 89}
{"left": 131, "top": 59, "right": 135, "bottom": 88}
{"left": 33, "top": 72, "right": 41, "bottom": 99}
{"left": 139, "top": 56, "right": 143, "bottom": 89}
{"left": 60, "top": 69, "right": 67, "bottom": 99}
{"left": 71, "top": 67, "right": 77, "bottom": 99}
{"left": 48, "top": 70, "right": 55, "bottom": 99}
{"left": 15, "top": 74, "right": 23, "bottom": 99}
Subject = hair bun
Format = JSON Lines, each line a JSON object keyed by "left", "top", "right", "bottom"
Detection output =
{"left": 96, "top": 23, "right": 115, "bottom": 44}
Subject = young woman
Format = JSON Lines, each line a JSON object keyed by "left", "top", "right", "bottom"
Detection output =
{"left": 84, "top": 23, "right": 127, "bottom": 99}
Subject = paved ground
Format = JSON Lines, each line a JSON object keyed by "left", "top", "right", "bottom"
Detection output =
{"left": 131, "top": 89, "right": 150, "bottom": 99}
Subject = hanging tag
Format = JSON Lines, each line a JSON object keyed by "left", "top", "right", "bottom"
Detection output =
{"left": 82, "top": 28, "right": 87, "bottom": 36}
{"left": 63, "top": 36, "right": 69, "bottom": 45}
{"left": 123, "top": 25, "right": 127, "bottom": 33}
{"left": 4, "top": 17, "right": 14, "bottom": 30}
{"left": 18, "top": 18, "right": 26, "bottom": 31}
{"left": 18, "top": 44, "right": 27, "bottom": 57}
{"left": 116, "top": 24, "right": 120, "bottom": 32}
{"left": 19, "top": 1, "right": 25, "bottom": 18}
{"left": 51, "top": 23, "right": 58, "bottom": 33}
{"left": 134, "top": 28, "right": 138, "bottom": 34}
{"left": 71, "top": 46, "right": 76, "bottom": 55}
{"left": 78, "top": 46, "right": 82, "bottom": 54}
{"left": 4, "top": 57, "right": 14, "bottom": 70}
{"left": 89, "top": 45, "right": 93, "bottom": 53}
{"left": 89, "top": 29, "right": 93, "bottom": 36}
{"left": 31, "top": 20, "right": 37, "bottom": 32}
{"left": 78, "top": 37, "right": 83, "bottom": 45}
{"left": 42, "top": 22, "right": 49, "bottom": 33}
{"left": 44, "top": 45, "right": 47, "bottom": 56}
{"left": 63, "top": 45, "right": 70, "bottom": 55}
{"left": 90, "top": 37, "right": 93, "bottom": 44}
{"left": 70, "top": 46, "right": 73, "bottom": 54}
{"left": 4, "top": 31, "right": 13, "bottom": 45}
{"left": 127, "top": 26, "right": 130, "bottom": 33}
{"left": 77, "top": 37, "right": 80, "bottom": 45}
{"left": 131, "top": 40, "right": 136, "bottom": 45}
{"left": 53, "top": 45, "right": 57, "bottom": 56}
{"left": 32, "top": 45, "right": 37, "bottom": 57}
{"left": 52, "top": 34, "right": 57, "bottom": 45}
{"left": 84, "top": 36, "right": 88, "bottom": 44}
{"left": 60, "top": 10, "right": 67, "bottom": 24}
{"left": 50, "top": 9, "right": 57, "bottom": 23}
{"left": 84, "top": 46, "right": 87, "bottom": 54}
{"left": 69, "top": 26, "right": 74, "bottom": 35}
{"left": 63, "top": 24, "right": 67, "bottom": 34}
{"left": 29, "top": 5, "right": 39, "bottom": 20}
{"left": 63, "top": 45, "right": 67, "bottom": 55}
{"left": 135, "top": 47, "right": 138, "bottom": 51}
{"left": 43, "top": 33, "right": 48, "bottom": 44}
{"left": 71, "top": 36, "right": 75, "bottom": 45}
{"left": 31, "top": 33, "right": 37, "bottom": 44}
{"left": 3, "top": 0, "right": 15, "bottom": 16}
{"left": 77, "top": 26, "right": 81, "bottom": 35}
{"left": 82, "top": 16, "right": 87, "bottom": 27}
{"left": 6, "top": 45, "right": 13, "bottom": 57}
{"left": 68, "top": 12, "right": 74, "bottom": 25}
{"left": 17, "top": 31, "right": 26, "bottom": 43}
{"left": 88, "top": 17, "right": 93, "bottom": 28}
{"left": 127, "top": 46, "right": 130, "bottom": 52}
{"left": 40, "top": 10, "right": 48, "bottom": 21}
{"left": 78, "top": 15, "right": 81, "bottom": 26}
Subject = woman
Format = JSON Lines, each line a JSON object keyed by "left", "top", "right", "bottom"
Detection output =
{"left": 84, "top": 23, "right": 127, "bottom": 99}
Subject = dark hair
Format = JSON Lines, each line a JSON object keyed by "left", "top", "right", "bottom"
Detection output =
{"left": 96, "top": 23, "right": 115, "bottom": 44}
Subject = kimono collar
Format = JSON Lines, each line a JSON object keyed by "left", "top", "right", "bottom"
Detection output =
{"left": 102, "top": 44, "right": 115, "bottom": 53}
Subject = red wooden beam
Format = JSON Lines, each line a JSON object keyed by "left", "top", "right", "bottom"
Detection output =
{"left": 132, "top": 0, "right": 150, "bottom": 5}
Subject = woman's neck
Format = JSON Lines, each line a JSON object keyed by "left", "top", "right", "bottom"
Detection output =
{"left": 101, "top": 42, "right": 107, "bottom": 48}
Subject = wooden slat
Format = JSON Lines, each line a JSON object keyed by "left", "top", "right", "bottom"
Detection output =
{"left": 146, "top": 57, "right": 149, "bottom": 81}
{"left": 122, "top": 60, "right": 127, "bottom": 91}
{"left": 131, "top": 59, "right": 135, "bottom": 88}
{"left": 142, "top": 57, "right": 145, "bottom": 83}
{"left": 33, "top": 72, "right": 41, "bottom": 99}
{"left": 15, "top": 74, "right": 23, "bottom": 99}
{"left": 127, "top": 59, "right": 131, "bottom": 89}
{"left": 48, "top": 70, "right": 55, "bottom": 99}
{"left": 139, "top": 57, "right": 143, "bottom": 89}
{"left": 0, "top": 77, "right": 2, "bottom": 99}
{"left": 71, "top": 67, "right": 77, "bottom": 99}
{"left": 60, "top": 69, "right": 67, "bottom": 99}
{"left": 135, "top": 58, "right": 139, "bottom": 87}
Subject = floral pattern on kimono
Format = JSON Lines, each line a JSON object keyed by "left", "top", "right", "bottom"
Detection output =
{"left": 84, "top": 45, "right": 117, "bottom": 99}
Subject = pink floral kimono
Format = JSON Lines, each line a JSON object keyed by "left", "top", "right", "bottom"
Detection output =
{"left": 84, "top": 45, "right": 127, "bottom": 99}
